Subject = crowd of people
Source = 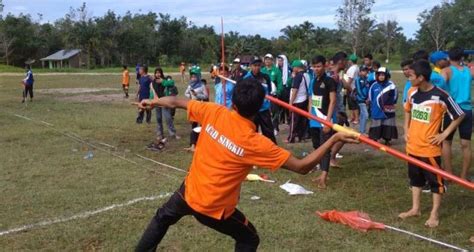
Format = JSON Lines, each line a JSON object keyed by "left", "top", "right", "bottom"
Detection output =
{"left": 132, "top": 46, "right": 473, "bottom": 250}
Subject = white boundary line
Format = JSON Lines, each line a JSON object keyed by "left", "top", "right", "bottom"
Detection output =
{"left": 136, "top": 154, "right": 188, "bottom": 173}
{"left": 0, "top": 193, "right": 171, "bottom": 236}
{"left": 12, "top": 113, "right": 183, "bottom": 180}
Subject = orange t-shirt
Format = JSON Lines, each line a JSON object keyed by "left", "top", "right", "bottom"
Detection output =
{"left": 185, "top": 101, "right": 291, "bottom": 219}
{"left": 122, "top": 70, "right": 130, "bottom": 85}
{"left": 180, "top": 65, "right": 185, "bottom": 74}
{"left": 404, "top": 86, "right": 464, "bottom": 157}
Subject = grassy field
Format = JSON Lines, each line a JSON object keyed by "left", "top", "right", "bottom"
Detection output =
{"left": 0, "top": 64, "right": 180, "bottom": 73}
{"left": 0, "top": 72, "right": 472, "bottom": 251}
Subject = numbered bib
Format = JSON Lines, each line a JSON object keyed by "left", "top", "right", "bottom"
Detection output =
{"left": 312, "top": 95, "right": 323, "bottom": 109}
{"left": 411, "top": 103, "right": 431, "bottom": 123}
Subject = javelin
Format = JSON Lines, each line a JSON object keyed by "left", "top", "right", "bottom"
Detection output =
{"left": 217, "top": 74, "right": 474, "bottom": 191}
{"left": 221, "top": 17, "right": 226, "bottom": 107}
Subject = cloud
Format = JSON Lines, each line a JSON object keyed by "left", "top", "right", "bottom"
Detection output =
{"left": 3, "top": 0, "right": 443, "bottom": 38}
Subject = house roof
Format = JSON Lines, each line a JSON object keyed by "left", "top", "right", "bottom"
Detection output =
{"left": 40, "top": 49, "right": 81, "bottom": 61}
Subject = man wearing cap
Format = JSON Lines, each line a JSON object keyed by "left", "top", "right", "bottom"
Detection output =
{"left": 343, "top": 54, "right": 360, "bottom": 124}
{"left": 261, "top": 53, "right": 283, "bottom": 136}
{"left": 243, "top": 57, "right": 277, "bottom": 144}
{"left": 429, "top": 51, "right": 449, "bottom": 91}
{"left": 231, "top": 58, "right": 247, "bottom": 82}
{"left": 287, "top": 60, "right": 310, "bottom": 143}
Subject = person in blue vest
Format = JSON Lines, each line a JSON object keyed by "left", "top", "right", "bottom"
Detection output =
{"left": 363, "top": 54, "right": 376, "bottom": 83}
{"left": 136, "top": 64, "right": 153, "bottom": 124}
{"left": 355, "top": 66, "right": 370, "bottom": 134}
{"left": 368, "top": 67, "right": 398, "bottom": 145}
{"left": 441, "top": 47, "right": 474, "bottom": 180}
{"left": 243, "top": 56, "right": 277, "bottom": 144}
{"left": 21, "top": 64, "right": 34, "bottom": 103}
{"left": 215, "top": 65, "right": 234, "bottom": 109}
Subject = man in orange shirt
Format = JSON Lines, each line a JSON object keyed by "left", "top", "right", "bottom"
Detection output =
{"left": 400, "top": 60, "right": 464, "bottom": 228}
{"left": 122, "top": 65, "right": 130, "bottom": 98}
{"left": 135, "top": 78, "right": 358, "bottom": 251}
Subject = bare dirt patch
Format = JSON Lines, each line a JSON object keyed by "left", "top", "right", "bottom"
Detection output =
{"left": 56, "top": 93, "right": 129, "bottom": 103}
{"left": 36, "top": 88, "right": 119, "bottom": 94}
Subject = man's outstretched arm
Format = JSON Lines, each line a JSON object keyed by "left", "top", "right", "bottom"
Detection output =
{"left": 282, "top": 132, "right": 359, "bottom": 175}
{"left": 139, "top": 96, "right": 189, "bottom": 110}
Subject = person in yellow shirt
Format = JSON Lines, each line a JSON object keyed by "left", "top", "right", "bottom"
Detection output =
{"left": 122, "top": 65, "right": 130, "bottom": 98}
{"left": 134, "top": 78, "right": 358, "bottom": 251}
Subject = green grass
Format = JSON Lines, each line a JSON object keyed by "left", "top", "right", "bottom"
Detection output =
{"left": 0, "top": 64, "right": 180, "bottom": 73}
{"left": 0, "top": 73, "right": 472, "bottom": 251}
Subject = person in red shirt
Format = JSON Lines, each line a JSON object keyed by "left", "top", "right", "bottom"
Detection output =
{"left": 134, "top": 78, "right": 358, "bottom": 251}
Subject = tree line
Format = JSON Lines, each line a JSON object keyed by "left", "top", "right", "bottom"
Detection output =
{"left": 0, "top": 0, "right": 472, "bottom": 68}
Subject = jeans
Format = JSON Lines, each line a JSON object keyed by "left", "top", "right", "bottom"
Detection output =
{"left": 155, "top": 107, "right": 176, "bottom": 138}
{"left": 358, "top": 103, "right": 369, "bottom": 134}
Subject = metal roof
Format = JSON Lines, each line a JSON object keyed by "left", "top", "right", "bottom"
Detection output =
{"left": 40, "top": 49, "right": 81, "bottom": 61}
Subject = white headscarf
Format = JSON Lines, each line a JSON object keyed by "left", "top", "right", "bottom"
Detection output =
{"left": 278, "top": 55, "right": 289, "bottom": 85}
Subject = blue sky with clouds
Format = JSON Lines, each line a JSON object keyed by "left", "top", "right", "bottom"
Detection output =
{"left": 4, "top": 0, "right": 444, "bottom": 38}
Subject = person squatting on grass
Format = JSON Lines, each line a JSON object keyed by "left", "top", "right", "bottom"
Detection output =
{"left": 136, "top": 64, "right": 153, "bottom": 124}
{"left": 399, "top": 60, "right": 464, "bottom": 228}
{"left": 134, "top": 78, "right": 359, "bottom": 252}
{"left": 184, "top": 66, "right": 208, "bottom": 152}
{"left": 122, "top": 65, "right": 130, "bottom": 98}
{"left": 21, "top": 64, "right": 34, "bottom": 103}
{"left": 368, "top": 67, "right": 398, "bottom": 145}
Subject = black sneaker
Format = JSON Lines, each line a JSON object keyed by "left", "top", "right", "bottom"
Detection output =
{"left": 146, "top": 143, "right": 160, "bottom": 152}
{"left": 422, "top": 184, "right": 431, "bottom": 193}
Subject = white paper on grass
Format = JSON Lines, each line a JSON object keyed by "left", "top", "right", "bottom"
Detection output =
{"left": 280, "top": 180, "right": 313, "bottom": 195}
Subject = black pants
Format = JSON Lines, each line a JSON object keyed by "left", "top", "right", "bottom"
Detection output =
{"left": 254, "top": 109, "right": 277, "bottom": 144}
{"left": 136, "top": 184, "right": 260, "bottom": 252}
{"left": 287, "top": 100, "right": 309, "bottom": 143}
{"left": 137, "top": 109, "right": 152, "bottom": 123}
{"left": 23, "top": 85, "right": 33, "bottom": 99}
{"left": 280, "top": 87, "right": 291, "bottom": 124}
{"left": 190, "top": 122, "right": 199, "bottom": 146}
{"left": 309, "top": 127, "right": 332, "bottom": 172}
{"left": 271, "top": 102, "right": 281, "bottom": 132}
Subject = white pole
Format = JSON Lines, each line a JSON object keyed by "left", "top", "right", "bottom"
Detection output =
{"left": 384, "top": 225, "right": 468, "bottom": 252}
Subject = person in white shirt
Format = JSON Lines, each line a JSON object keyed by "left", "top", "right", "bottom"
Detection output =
{"left": 343, "top": 54, "right": 360, "bottom": 124}
{"left": 287, "top": 60, "right": 310, "bottom": 143}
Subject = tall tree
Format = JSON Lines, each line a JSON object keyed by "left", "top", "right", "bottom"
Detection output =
{"left": 416, "top": 2, "right": 451, "bottom": 50}
{"left": 377, "top": 19, "right": 403, "bottom": 63}
{"left": 336, "top": 0, "right": 375, "bottom": 55}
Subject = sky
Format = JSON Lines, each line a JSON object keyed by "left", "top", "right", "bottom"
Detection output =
{"left": 3, "top": 0, "right": 444, "bottom": 39}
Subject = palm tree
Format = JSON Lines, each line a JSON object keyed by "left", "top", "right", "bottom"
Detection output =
{"left": 377, "top": 20, "right": 403, "bottom": 63}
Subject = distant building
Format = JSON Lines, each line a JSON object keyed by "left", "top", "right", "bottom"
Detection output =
{"left": 40, "top": 49, "right": 86, "bottom": 69}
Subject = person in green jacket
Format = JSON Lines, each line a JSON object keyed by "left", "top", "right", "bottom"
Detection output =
{"left": 261, "top": 53, "right": 283, "bottom": 136}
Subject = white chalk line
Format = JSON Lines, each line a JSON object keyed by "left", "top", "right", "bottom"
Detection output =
{"left": 0, "top": 193, "right": 172, "bottom": 236}
{"left": 12, "top": 113, "right": 183, "bottom": 180}
{"left": 136, "top": 154, "right": 187, "bottom": 173}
